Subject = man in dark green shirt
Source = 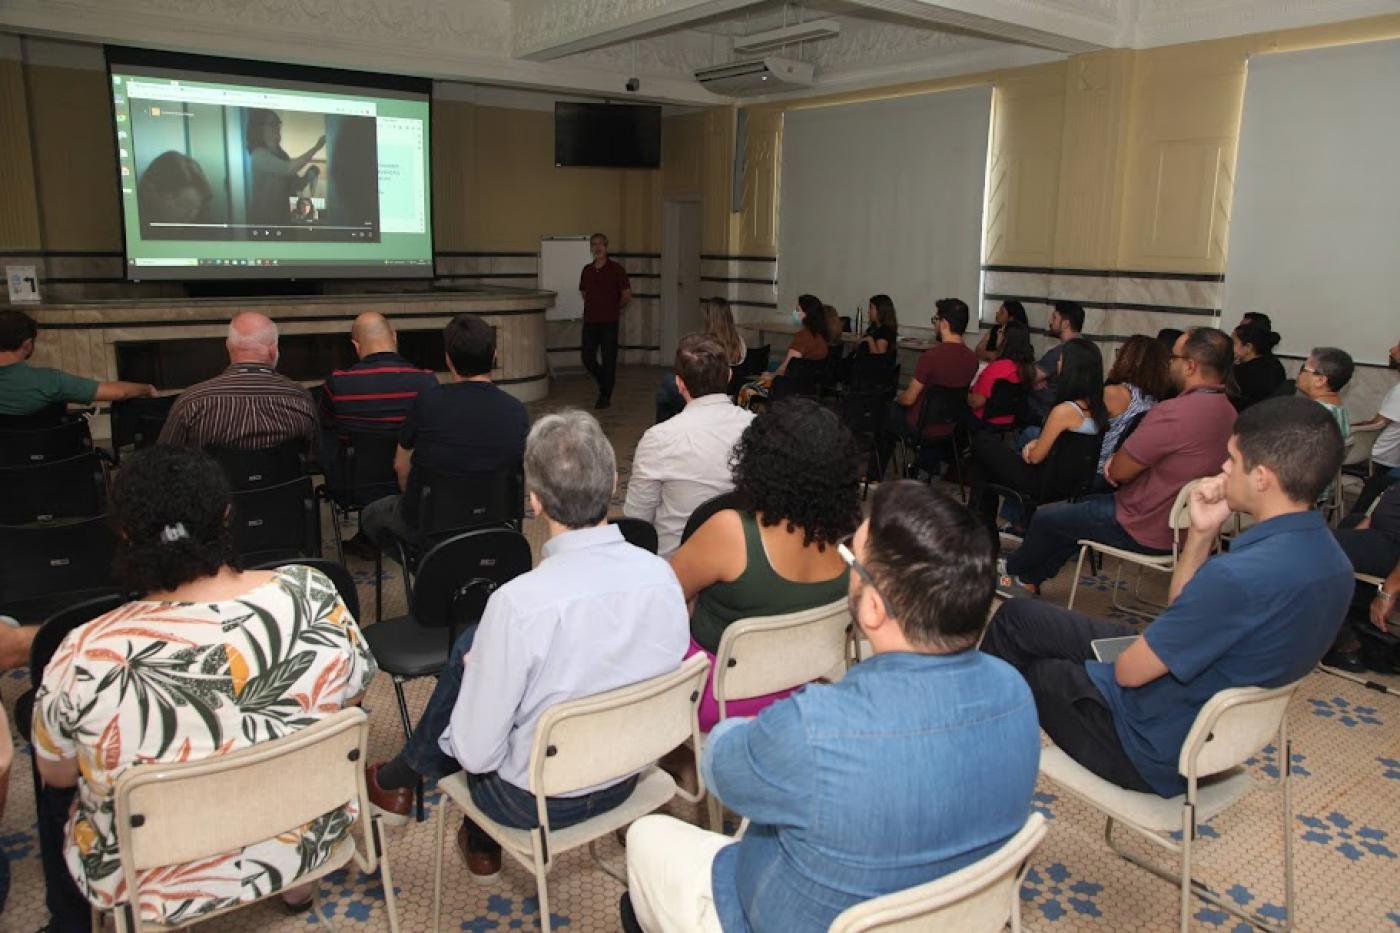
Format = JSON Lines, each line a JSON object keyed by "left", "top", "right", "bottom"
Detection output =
{"left": 0, "top": 309, "right": 154, "bottom": 418}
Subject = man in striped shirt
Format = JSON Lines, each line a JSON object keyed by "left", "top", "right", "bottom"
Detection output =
{"left": 159, "top": 312, "right": 316, "bottom": 450}
{"left": 320, "top": 312, "right": 438, "bottom": 438}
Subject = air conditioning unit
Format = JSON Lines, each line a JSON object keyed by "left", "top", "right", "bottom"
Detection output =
{"left": 694, "top": 56, "right": 814, "bottom": 96}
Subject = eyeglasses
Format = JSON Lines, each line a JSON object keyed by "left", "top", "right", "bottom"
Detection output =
{"left": 1170, "top": 353, "right": 1190, "bottom": 362}
{"left": 1299, "top": 365, "right": 1320, "bottom": 376}
{"left": 837, "top": 533, "right": 891, "bottom": 617}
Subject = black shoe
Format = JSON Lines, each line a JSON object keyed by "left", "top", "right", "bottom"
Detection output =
{"left": 1321, "top": 647, "right": 1367, "bottom": 673}
{"left": 595, "top": 395, "right": 612, "bottom": 410}
{"left": 342, "top": 532, "right": 378, "bottom": 561}
{"left": 619, "top": 893, "right": 644, "bottom": 933}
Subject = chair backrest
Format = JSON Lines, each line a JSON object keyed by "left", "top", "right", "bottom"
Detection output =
{"left": 0, "top": 401, "right": 68, "bottom": 431}
{"left": 29, "top": 592, "right": 128, "bottom": 684}
{"left": 1167, "top": 477, "right": 1206, "bottom": 532}
{"left": 206, "top": 439, "right": 307, "bottom": 491}
{"left": 0, "top": 451, "right": 106, "bottom": 524}
{"left": 740, "top": 344, "right": 771, "bottom": 378}
{"left": 713, "top": 599, "right": 852, "bottom": 715}
{"left": 1034, "top": 430, "right": 1103, "bottom": 504}
{"left": 983, "top": 379, "right": 1029, "bottom": 424}
{"left": 252, "top": 557, "right": 361, "bottom": 622}
{"left": 403, "top": 462, "right": 524, "bottom": 537}
{"left": 328, "top": 430, "right": 401, "bottom": 508}
{"left": 113, "top": 708, "right": 371, "bottom": 887}
{"left": 1179, "top": 681, "right": 1301, "bottom": 780}
{"left": 610, "top": 516, "right": 659, "bottom": 554}
{"left": 412, "top": 527, "right": 533, "bottom": 630}
{"left": 770, "top": 358, "right": 824, "bottom": 400}
{"left": 828, "top": 813, "right": 1048, "bottom": 933}
{"left": 916, "top": 384, "right": 969, "bottom": 432}
{"left": 848, "top": 352, "right": 898, "bottom": 394}
{"left": 528, "top": 653, "right": 709, "bottom": 800}
{"left": 110, "top": 395, "right": 177, "bottom": 453}
{"left": 229, "top": 475, "right": 319, "bottom": 561}
{"left": 0, "top": 516, "right": 118, "bottom": 620}
{"left": 680, "top": 490, "right": 746, "bottom": 546}
{"left": 0, "top": 417, "right": 93, "bottom": 466}
{"left": 1342, "top": 421, "right": 1383, "bottom": 467}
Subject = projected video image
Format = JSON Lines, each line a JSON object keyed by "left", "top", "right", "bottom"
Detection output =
{"left": 130, "top": 102, "right": 379, "bottom": 243}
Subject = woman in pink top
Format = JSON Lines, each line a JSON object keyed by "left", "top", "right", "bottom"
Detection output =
{"left": 969, "top": 322, "right": 1037, "bottom": 425}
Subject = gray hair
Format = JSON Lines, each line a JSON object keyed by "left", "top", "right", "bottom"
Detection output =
{"left": 525, "top": 409, "right": 615, "bottom": 528}
{"left": 1309, "top": 346, "right": 1355, "bottom": 392}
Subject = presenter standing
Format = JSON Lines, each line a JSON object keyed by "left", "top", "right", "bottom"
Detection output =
{"left": 579, "top": 232, "right": 632, "bottom": 409}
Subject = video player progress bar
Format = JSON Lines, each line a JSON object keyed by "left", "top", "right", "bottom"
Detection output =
{"left": 149, "top": 223, "right": 373, "bottom": 231}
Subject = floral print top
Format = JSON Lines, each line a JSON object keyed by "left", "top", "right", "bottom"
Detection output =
{"left": 32, "top": 565, "right": 378, "bottom": 925}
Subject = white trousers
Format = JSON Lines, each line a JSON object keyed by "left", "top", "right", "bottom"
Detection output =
{"left": 626, "top": 815, "right": 733, "bottom": 933}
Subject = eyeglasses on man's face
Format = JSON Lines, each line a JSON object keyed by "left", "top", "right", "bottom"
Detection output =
{"left": 837, "top": 533, "right": 891, "bottom": 618}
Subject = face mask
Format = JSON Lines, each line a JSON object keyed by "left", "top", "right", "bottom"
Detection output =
{"left": 792, "top": 310, "right": 803, "bottom": 325}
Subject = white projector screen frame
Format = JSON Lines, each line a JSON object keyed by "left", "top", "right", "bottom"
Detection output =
{"left": 778, "top": 85, "right": 993, "bottom": 327}
{"left": 1224, "top": 38, "right": 1400, "bottom": 366}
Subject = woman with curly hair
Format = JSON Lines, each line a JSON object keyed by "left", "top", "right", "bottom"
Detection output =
{"left": 32, "top": 446, "right": 376, "bottom": 928}
{"left": 670, "top": 397, "right": 860, "bottom": 729}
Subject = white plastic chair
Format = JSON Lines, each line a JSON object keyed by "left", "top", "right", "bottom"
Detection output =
{"left": 1038, "top": 682, "right": 1302, "bottom": 933}
{"left": 828, "top": 812, "right": 1048, "bottom": 933}
{"left": 430, "top": 654, "right": 710, "bottom": 933}
{"left": 107, "top": 707, "right": 400, "bottom": 932}
{"left": 707, "top": 599, "right": 853, "bottom": 828}
{"left": 1067, "top": 478, "right": 1208, "bottom": 617}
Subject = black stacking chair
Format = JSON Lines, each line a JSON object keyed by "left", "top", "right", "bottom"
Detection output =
{"left": 110, "top": 395, "right": 177, "bottom": 460}
{"left": 768, "top": 357, "right": 824, "bottom": 401}
{"left": 0, "top": 516, "right": 120, "bottom": 624}
{"left": 610, "top": 517, "right": 659, "bottom": 554}
{"left": 229, "top": 475, "right": 320, "bottom": 565}
{"left": 252, "top": 556, "right": 362, "bottom": 623}
{"left": 981, "top": 380, "right": 1031, "bottom": 441}
{"left": 362, "top": 527, "right": 532, "bottom": 820}
{"left": 0, "top": 451, "right": 107, "bottom": 525}
{"left": 317, "top": 430, "right": 401, "bottom": 564}
{"left": 0, "top": 401, "right": 68, "bottom": 432}
{"left": 841, "top": 358, "right": 901, "bottom": 491}
{"left": 729, "top": 345, "right": 770, "bottom": 397}
{"left": 205, "top": 438, "right": 307, "bottom": 491}
{"left": 0, "top": 417, "right": 94, "bottom": 467}
{"left": 680, "top": 490, "right": 747, "bottom": 546}
{"left": 974, "top": 430, "right": 1103, "bottom": 535}
{"left": 13, "top": 592, "right": 127, "bottom": 745}
{"left": 893, "top": 385, "right": 969, "bottom": 501}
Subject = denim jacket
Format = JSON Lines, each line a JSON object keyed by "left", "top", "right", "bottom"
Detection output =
{"left": 703, "top": 650, "right": 1040, "bottom": 933}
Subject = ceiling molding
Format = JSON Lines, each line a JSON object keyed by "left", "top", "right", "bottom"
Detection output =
{"left": 1131, "top": 0, "right": 1400, "bottom": 48}
{"left": 512, "top": 0, "right": 764, "bottom": 60}
{"left": 846, "top": 0, "right": 1115, "bottom": 52}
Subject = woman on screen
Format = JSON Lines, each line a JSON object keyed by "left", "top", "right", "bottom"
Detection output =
{"left": 292, "top": 196, "right": 318, "bottom": 224}
{"left": 245, "top": 108, "right": 325, "bottom": 227}
{"left": 136, "top": 151, "right": 214, "bottom": 226}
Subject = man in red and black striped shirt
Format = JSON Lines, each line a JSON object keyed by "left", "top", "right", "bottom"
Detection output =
{"left": 320, "top": 312, "right": 438, "bottom": 437}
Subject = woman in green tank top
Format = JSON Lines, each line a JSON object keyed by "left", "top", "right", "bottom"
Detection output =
{"left": 670, "top": 398, "right": 862, "bottom": 729}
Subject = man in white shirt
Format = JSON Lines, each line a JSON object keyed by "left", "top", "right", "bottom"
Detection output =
{"left": 1353, "top": 336, "right": 1400, "bottom": 514}
{"left": 364, "top": 409, "right": 690, "bottom": 880}
{"left": 625, "top": 333, "right": 755, "bottom": 556}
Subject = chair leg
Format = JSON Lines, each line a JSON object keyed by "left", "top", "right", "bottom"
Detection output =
{"left": 1281, "top": 737, "right": 1296, "bottom": 930}
{"left": 374, "top": 548, "right": 384, "bottom": 623}
{"left": 532, "top": 832, "right": 553, "bottom": 933}
{"left": 1178, "top": 801, "right": 1194, "bottom": 933}
{"left": 389, "top": 677, "right": 425, "bottom": 823}
{"left": 706, "top": 794, "right": 724, "bottom": 833}
{"left": 432, "top": 789, "right": 448, "bottom": 933}
{"left": 311, "top": 884, "right": 337, "bottom": 931}
{"left": 328, "top": 500, "right": 346, "bottom": 566}
{"left": 589, "top": 838, "right": 628, "bottom": 884}
{"left": 373, "top": 816, "right": 402, "bottom": 933}
{"left": 1067, "top": 546, "right": 1089, "bottom": 612}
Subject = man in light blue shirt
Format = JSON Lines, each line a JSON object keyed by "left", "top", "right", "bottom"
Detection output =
{"left": 364, "top": 409, "right": 690, "bottom": 881}
{"left": 623, "top": 481, "right": 1040, "bottom": 932}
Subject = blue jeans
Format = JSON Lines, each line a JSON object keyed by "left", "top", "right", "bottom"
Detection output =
{"left": 398, "top": 625, "right": 639, "bottom": 854}
{"left": 1006, "top": 494, "right": 1169, "bottom": 586}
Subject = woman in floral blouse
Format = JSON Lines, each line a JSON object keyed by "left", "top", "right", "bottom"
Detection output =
{"left": 32, "top": 445, "right": 377, "bottom": 928}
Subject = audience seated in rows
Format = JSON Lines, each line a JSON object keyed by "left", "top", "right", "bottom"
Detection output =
{"left": 1029, "top": 301, "right": 1086, "bottom": 423}
{"left": 967, "top": 319, "right": 1035, "bottom": 429}
{"left": 1296, "top": 345, "right": 1354, "bottom": 441}
{"left": 880, "top": 297, "right": 978, "bottom": 470}
{"left": 158, "top": 311, "right": 317, "bottom": 449}
{"left": 626, "top": 334, "right": 754, "bottom": 557}
{"left": 999, "top": 327, "right": 1236, "bottom": 596}
{"left": 736, "top": 294, "right": 830, "bottom": 408}
{"left": 974, "top": 299, "right": 1028, "bottom": 363}
{"left": 364, "top": 411, "right": 690, "bottom": 882}
{"left": 1098, "top": 335, "right": 1171, "bottom": 476}
{"left": 358, "top": 314, "right": 529, "bottom": 554}
{"left": 984, "top": 396, "right": 1350, "bottom": 797}
{"left": 0, "top": 308, "right": 154, "bottom": 422}
{"left": 1327, "top": 483, "right": 1400, "bottom": 673}
{"left": 1230, "top": 318, "right": 1286, "bottom": 410}
{"left": 971, "top": 337, "right": 1106, "bottom": 531}
{"left": 32, "top": 445, "right": 376, "bottom": 929}
{"left": 855, "top": 293, "right": 898, "bottom": 359}
{"left": 654, "top": 297, "right": 746, "bottom": 424}
{"left": 624, "top": 481, "right": 1040, "bottom": 933}
{"left": 670, "top": 397, "right": 857, "bottom": 730}
{"left": 1351, "top": 336, "right": 1400, "bottom": 513}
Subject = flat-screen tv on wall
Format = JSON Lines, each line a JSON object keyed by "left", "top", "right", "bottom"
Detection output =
{"left": 554, "top": 102, "right": 661, "bottom": 169}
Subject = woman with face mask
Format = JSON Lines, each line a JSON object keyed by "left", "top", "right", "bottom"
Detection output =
{"left": 736, "top": 294, "right": 830, "bottom": 409}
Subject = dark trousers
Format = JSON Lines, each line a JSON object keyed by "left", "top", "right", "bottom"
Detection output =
{"left": 36, "top": 760, "right": 89, "bottom": 932}
{"left": 582, "top": 322, "right": 620, "bottom": 401}
{"left": 397, "top": 624, "right": 638, "bottom": 855}
{"left": 971, "top": 431, "right": 1041, "bottom": 528}
{"left": 981, "top": 599, "right": 1154, "bottom": 793}
{"left": 1006, "top": 494, "right": 1169, "bottom": 586}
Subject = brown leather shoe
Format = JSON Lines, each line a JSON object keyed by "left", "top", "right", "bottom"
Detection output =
{"left": 457, "top": 823, "right": 502, "bottom": 885}
{"left": 364, "top": 763, "right": 411, "bottom": 827}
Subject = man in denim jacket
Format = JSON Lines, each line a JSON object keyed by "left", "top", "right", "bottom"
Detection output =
{"left": 623, "top": 481, "right": 1040, "bottom": 932}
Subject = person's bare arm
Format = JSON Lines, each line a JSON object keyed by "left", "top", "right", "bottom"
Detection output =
{"left": 393, "top": 445, "right": 412, "bottom": 493}
{"left": 1371, "top": 558, "right": 1400, "bottom": 633}
{"left": 1115, "top": 636, "right": 1170, "bottom": 688}
{"left": 776, "top": 347, "right": 801, "bottom": 377}
{"left": 288, "top": 136, "right": 326, "bottom": 173}
{"left": 668, "top": 510, "right": 747, "bottom": 603}
{"left": 36, "top": 752, "right": 80, "bottom": 790}
{"left": 1167, "top": 473, "right": 1230, "bottom": 604}
{"left": 620, "top": 287, "right": 633, "bottom": 309}
{"left": 0, "top": 712, "right": 12, "bottom": 819}
{"left": 1024, "top": 404, "right": 1076, "bottom": 465}
{"left": 93, "top": 381, "right": 156, "bottom": 402}
{"left": 974, "top": 328, "right": 997, "bottom": 363}
{"left": 897, "top": 377, "right": 925, "bottom": 409}
{"left": 1104, "top": 447, "right": 1149, "bottom": 488}
{"left": 0, "top": 624, "right": 37, "bottom": 671}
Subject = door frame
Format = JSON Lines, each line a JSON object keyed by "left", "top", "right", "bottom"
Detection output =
{"left": 661, "top": 195, "right": 703, "bottom": 365}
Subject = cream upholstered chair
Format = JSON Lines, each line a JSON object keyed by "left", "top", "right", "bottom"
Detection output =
{"left": 1039, "top": 682, "right": 1303, "bottom": 933}
{"left": 430, "top": 654, "right": 710, "bottom": 933}
{"left": 107, "top": 707, "right": 400, "bottom": 933}
{"left": 828, "top": 812, "right": 1047, "bottom": 933}
{"left": 1067, "top": 478, "right": 1207, "bottom": 617}
{"left": 707, "top": 599, "right": 852, "bottom": 828}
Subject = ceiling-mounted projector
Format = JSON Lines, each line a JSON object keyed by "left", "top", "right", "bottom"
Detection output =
{"left": 694, "top": 56, "right": 814, "bottom": 96}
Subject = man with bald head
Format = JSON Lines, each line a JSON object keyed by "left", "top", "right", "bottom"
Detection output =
{"left": 159, "top": 311, "right": 317, "bottom": 448}
{"left": 321, "top": 312, "right": 437, "bottom": 437}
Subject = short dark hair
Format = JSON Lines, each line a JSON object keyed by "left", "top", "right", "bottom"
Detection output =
{"left": 731, "top": 397, "right": 861, "bottom": 551}
{"left": 589, "top": 232, "right": 608, "bottom": 246}
{"left": 1184, "top": 326, "right": 1234, "bottom": 380}
{"left": 0, "top": 308, "right": 38, "bottom": 352}
{"left": 1053, "top": 301, "right": 1086, "bottom": 333}
{"left": 1241, "top": 311, "right": 1272, "bottom": 331}
{"left": 1155, "top": 328, "right": 1184, "bottom": 351}
{"left": 864, "top": 481, "right": 994, "bottom": 652}
{"left": 111, "top": 446, "right": 239, "bottom": 595}
{"left": 1310, "top": 346, "right": 1354, "bottom": 392}
{"left": 674, "top": 333, "right": 730, "bottom": 398}
{"left": 1233, "top": 321, "right": 1280, "bottom": 356}
{"left": 1234, "top": 395, "right": 1343, "bottom": 503}
{"left": 934, "top": 298, "right": 969, "bottom": 335}
{"left": 444, "top": 314, "right": 495, "bottom": 377}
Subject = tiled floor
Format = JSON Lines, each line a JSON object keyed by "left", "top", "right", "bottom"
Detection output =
{"left": 3, "top": 366, "right": 1398, "bottom": 932}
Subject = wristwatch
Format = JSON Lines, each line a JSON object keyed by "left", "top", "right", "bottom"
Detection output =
{"left": 1378, "top": 585, "right": 1399, "bottom": 603}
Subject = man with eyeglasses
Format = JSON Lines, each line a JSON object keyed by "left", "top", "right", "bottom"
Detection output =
{"left": 878, "top": 297, "right": 978, "bottom": 477}
{"left": 622, "top": 481, "right": 1039, "bottom": 933}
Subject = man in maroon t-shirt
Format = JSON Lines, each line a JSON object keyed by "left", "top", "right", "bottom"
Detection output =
{"left": 578, "top": 232, "right": 632, "bottom": 409}
{"left": 878, "top": 297, "right": 978, "bottom": 475}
